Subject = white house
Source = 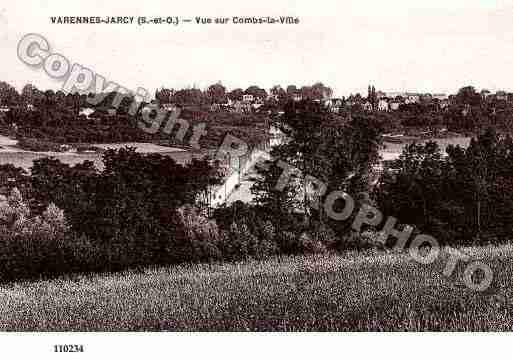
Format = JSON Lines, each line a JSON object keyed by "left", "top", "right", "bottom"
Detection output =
{"left": 292, "top": 93, "right": 302, "bottom": 102}
{"left": 480, "top": 90, "right": 491, "bottom": 100}
{"left": 162, "top": 103, "right": 178, "bottom": 112}
{"left": 378, "top": 99, "right": 389, "bottom": 111}
{"left": 267, "top": 94, "right": 279, "bottom": 102}
{"left": 362, "top": 101, "right": 373, "bottom": 111}
{"left": 333, "top": 98, "right": 344, "bottom": 112}
{"left": 242, "top": 94, "right": 254, "bottom": 103}
{"left": 233, "top": 101, "right": 251, "bottom": 113}
{"left": 432, "top": 93, "right": 448, "bottom": 101}
{"left": 389, "top": 102, "right": 401, "bottom": 111}
{"left": 385, "top": 92, "right": 420, "bottom": 103}
{"left": 327, "top": 98, "right": 344, "bottom": 113}
{"left": 79, "top": 107, "right": 95, "bottom": 118}
{"left": 439, "top": 99, "right": 450, "bottom": 110}
{"left": 496, "top": 91, "right": 508, "bottom": 101}
{"left": 405, "top": 94, "right": 420, "bottom": 104}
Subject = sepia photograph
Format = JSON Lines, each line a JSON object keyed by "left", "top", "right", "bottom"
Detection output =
{"left": 0, "top": 0, "right": 513, "bottom": 355}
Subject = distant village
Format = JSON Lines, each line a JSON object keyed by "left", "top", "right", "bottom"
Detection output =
{"left": 149, "top": 85, "right": 513, "bottom": 116}
{"left": 0, "top": 82, "right": 512, "bottom": 154}
{"left": 0, "top": 82, "right": 511, "bottom": 119}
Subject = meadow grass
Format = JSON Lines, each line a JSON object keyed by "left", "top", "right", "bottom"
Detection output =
{"left": 1, "top": 244, "right": 513, "bottom": 331}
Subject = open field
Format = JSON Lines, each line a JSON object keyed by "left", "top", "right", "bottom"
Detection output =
{"left": 0, "top": 244, "right": 512, "bottom": 331}
{"left": 92, "top": 142, "right": 186, "bottom": 153}
{"left": 0, "top": 135, "right": 200, "bottom": 170}
{"left": 381, "top": 136, "right": 472, "bottom": 160}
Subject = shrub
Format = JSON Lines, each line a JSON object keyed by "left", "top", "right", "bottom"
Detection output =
{"left": 336, "top": 230, "right": 387, "bottom": 252}
{"left": 169, "top": 205, "right": 223, "bottom": 262}
{"left": 360, "top": 230, "right": 387, "bottom": 249}
{"left": 0, "top": 188, "right": 74, "bottom": 281}
{"left": 298, "top": 232, "right": 328, "bottom": 254}
{"left": 275, "top": 231, "right": 300, "bottom": 254}
{"left": 220, "top": 222, "right": 278, "bottom": 261}
{"left": 309, "top": 223, "right": 339, "bottom": 250}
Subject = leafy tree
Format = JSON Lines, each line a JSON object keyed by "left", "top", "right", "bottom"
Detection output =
{"left": 311, "top": 82, "right": 333, "bottom": 100}
{"left": 207, "top": 82, "right": 227, "bottom": 104}
{"left": 245, "top": 86, "right": 267, "bottom": 100}
{"left": 171, "top": 88, "right": 206, "bottom": 106}
{"left": 377, "top": 128, "right": 513, "bottom": 244}
{"left": 377, "top": 141, "right": 445, "bottom": 231}
{"left": 30, "top": 147, "right": 222, "bottom": 266}
{"left": 155, "top": 87, "right": 174, "bottom": 104}
{"left": 20, "top": 84, "right": 39, "bottom": 106}
{"left": 456, "top": 86, "right": 482, "bottom": 106}
{"left": 286, "top": 85, "right": 298, "bottom": 98}
{"left": 252, "top": 100, "right": 381, "bottom": 234}
{"left": 0, "top": 81, "right": 20, "bottom": 106}
{"left": 228, "top": 88, "right": 244, "bottom": 101}
{"left": 251, "top": 159, "right": 300, "bottom": 226}
{"left": 270, "top": 85, "right": 288, "bottom": 104}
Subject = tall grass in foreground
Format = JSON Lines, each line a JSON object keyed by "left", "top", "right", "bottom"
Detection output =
{"left": 1, "top": 244, "right": 513, "bottom": 331}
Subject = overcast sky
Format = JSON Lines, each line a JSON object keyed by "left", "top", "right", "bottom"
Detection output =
{"left": 2, "top": 0, "right": 513, "bottom": 97}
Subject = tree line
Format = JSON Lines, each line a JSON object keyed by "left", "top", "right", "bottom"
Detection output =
{"left": 376, "top": 128, "right": 513, "bottom": 244}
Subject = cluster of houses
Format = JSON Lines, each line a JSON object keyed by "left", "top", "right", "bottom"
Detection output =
{"left": 206, "top": 89, "right": 448, "bottom": 114}
{"left": 210, "top": 94, "right": 266, "bottom": 113}
{"left": 209, "top": 89, "right": 335, "bottom": 114}
{"left": 324, "top": 91, "right": 451, "bottom": 113}
{"left": 325, "top": 89, "right": 513, "bottom": 114}
{"left": 481, "top": 89, "right": 513, "bottom": 102}
{"left": 5, "top": 87, "right": 513, "bottom": 119}
{"left": 0, "top": 103, "right": 35, "bottom": 113}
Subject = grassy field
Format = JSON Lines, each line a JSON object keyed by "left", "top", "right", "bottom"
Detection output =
{"left": 1, "top": 244, "right": 513, "bottom": 331}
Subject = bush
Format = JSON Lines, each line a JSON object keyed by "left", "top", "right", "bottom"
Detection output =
{"left": 0, "top": 188, "right": 75, "bottom": 281}
{"left": 169, "top": 205, "right": 223, "bottom": 262}
{"left": 275, "top": 231, "right": 300, "bottom": 254}
{"left": 220, "top": 222, "right": 278, "bottom": 261}
{"left": 309, "top": 223, "right": 339, "bottom": 250}
{"left": 336, "top": 230, "right": 387, "bottom": 252}
{"left": 0, "top": 188, "right": 68, "bottom": 238}
{"left": 29, "top": 148, "right": 223, "bottom": 269}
